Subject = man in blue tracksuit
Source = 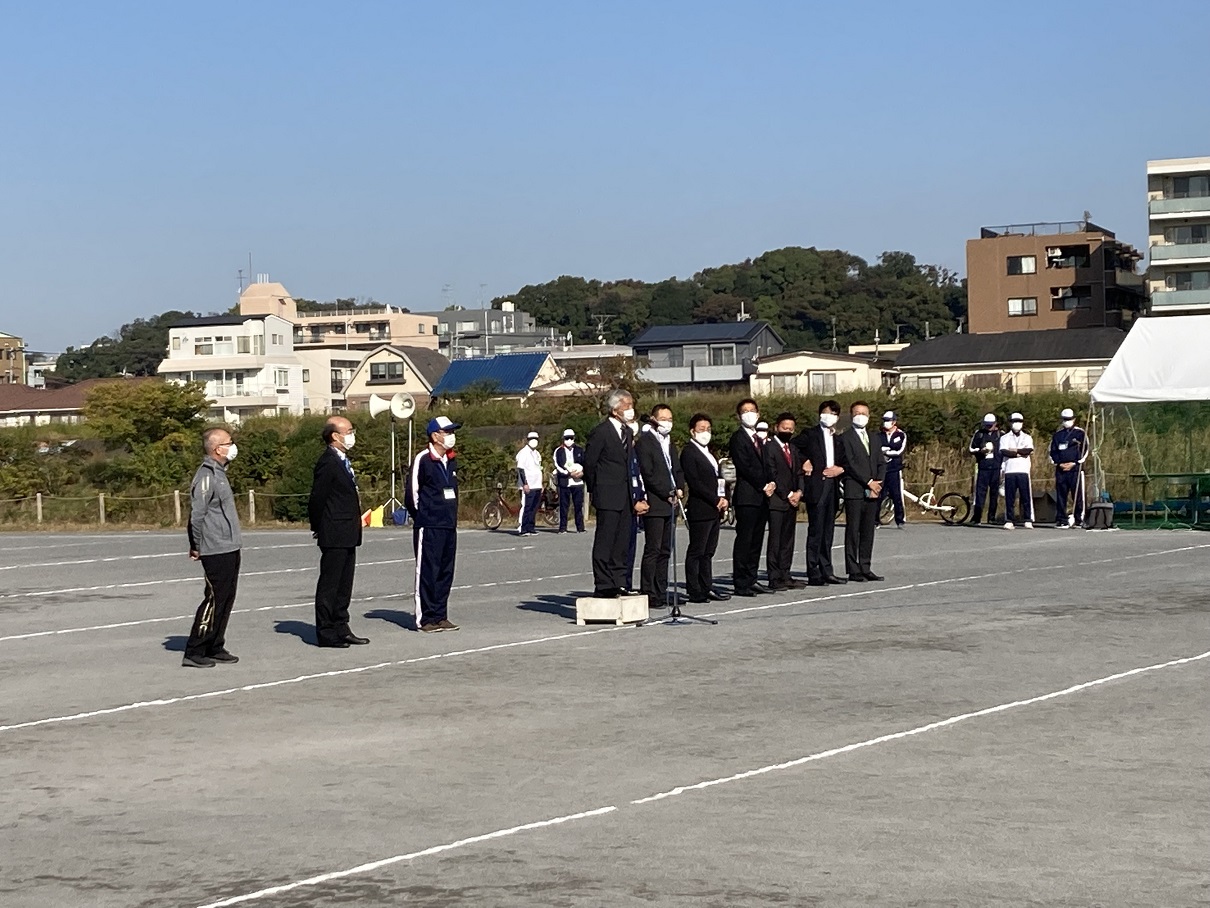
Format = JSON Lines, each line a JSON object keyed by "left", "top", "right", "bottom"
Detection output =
{"left": 968, "top": 413, "right": 1003, "bottom": 527}
{"left": 405, "top": 415, "right": 461, "bottom": 633}
{"left": 1050, "top": 407, "right": 1088, "bottom": 528}
{"left": 878, "top": 410, "right": 907, "bottom": 528}
{"left": 553, "top": 428, "right": 586, "bottom": 532}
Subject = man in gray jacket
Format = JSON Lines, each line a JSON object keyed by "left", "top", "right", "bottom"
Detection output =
{"left": 183, "top": 426, "right": 243, "bottom": 668}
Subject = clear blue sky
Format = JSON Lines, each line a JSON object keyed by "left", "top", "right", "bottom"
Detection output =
{"left": 2, "top": 0, "right": 1206, "bottom": 352}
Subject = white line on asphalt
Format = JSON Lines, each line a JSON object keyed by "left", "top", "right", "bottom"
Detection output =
{"left": 193, "top": 648, "right": 1210, "bottom": 907}
{"left": 4, "top": 542, "right": 1206, "bottom": 729}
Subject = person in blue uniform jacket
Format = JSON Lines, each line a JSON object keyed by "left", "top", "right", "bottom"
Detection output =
{"left": 405, "top": 415, "right": 461, "bottom": 633}
{"left": 1049, "top": 407, "right": 1088, "bottom": 528}
{"left": 553, "top": 428, "right": 586, "bottom": 533}
{"left": 878, "top": 410, "right": 907, "bottom": 528}
{"left": 968, "top": 413, "right": 1003, "bottom": 527}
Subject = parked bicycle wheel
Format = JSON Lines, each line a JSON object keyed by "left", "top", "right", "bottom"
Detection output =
{"left": 878, "top": 497, "right": 894, "bottom": 525}
{"left": 938, "top": 492, "right": 970, "bottom": 525}
{"left": 540, "top": 503, "right": 559, "bottom": 527}
{"left": 483, "top": 501, "right": 504, "bottom": 530}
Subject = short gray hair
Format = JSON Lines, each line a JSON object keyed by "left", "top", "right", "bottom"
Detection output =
{"left": 202, "top": 426, "right": 230, "bottom": 454}
{"left": 605, "top": 389, "right": 632, "bottom": 412}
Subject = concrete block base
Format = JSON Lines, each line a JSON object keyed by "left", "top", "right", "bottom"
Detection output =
{"left": 575, "top": 593, "right": 649, "bottom": 626}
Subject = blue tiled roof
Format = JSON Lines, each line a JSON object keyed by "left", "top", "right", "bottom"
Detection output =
{"left": 431, "top": 352, "right": 550, "bottom": 395}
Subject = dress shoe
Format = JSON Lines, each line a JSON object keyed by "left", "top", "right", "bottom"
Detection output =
{"left": 317, "top": 639, "right": 351, "bottom": 648}
{"left": 437, "top": 619, "right": 460, "bottom": 631}
{"left": 862, "top": 572, "right": 884, "bottom": 582}
{"left": 787, "top": 579, "right": 808, "bottom": 589}
{"left": 766, "top": 583, "right": 788, "bottom": 592}
{"left": 825, "top": 575, "right": 848, "bottom": 585}
{"left": 706, "top": 590, "right": 731, "bottom": 601}
{"left": 419, "top": 623, "right": 443, "bottom": 633}
{"left": 807, "top": 578, "right": 827, "bottom": 587}
{"left": 593, "top": 589, "right": 619, "bottom": 599}
{"left": 751, "top": 583, "right": 773, "bottom": 595}
{"left": 847, "top": 574, "right": 867, "bottom": 582}
{"left": 208, "top": 650, "right": 239, "bottom": 664}
{"left": 648, "top": 598, "right": 670, "bottom": 610}
{"left": 687, "top": 596, "right": 709, "bottom": 604}
{"left": 733, "top": 588, "right": 757, "bottom": 598}
{"left": 341, "top": 634, "right": 370, "bottom": 645}
{"left": 182, "top": 654, "right": 216, "bottom": 668}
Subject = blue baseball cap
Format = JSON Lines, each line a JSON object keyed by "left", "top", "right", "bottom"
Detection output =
{"left": 426, "top": 415, "right": 461, "bottom": 434}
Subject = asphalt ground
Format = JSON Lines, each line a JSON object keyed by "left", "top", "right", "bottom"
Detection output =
{"left": 0, "top": 522, "right": 1207, "bottom": 908}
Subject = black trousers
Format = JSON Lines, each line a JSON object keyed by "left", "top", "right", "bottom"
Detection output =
{"left": 640, "top": 513, "right": 673, "bottom": 605}
{"left": 805, "top": 497, "right": 837, "bottom": 580}
{"left": 415, "top": 526, "right": 457, "bottom": 626}
{"left": 315, "top": 546, "right": 357, "bottom": 645}
{"left": 765, "top": 508, "right": 798, "bottom": 587}
{"left": 592, "top": 508, "right": 631, "bottom": 595}
{"left": 731, "top": 503, "right": 768, "bottom": 591}
{"left": 685, "top": 517, "right": 720, "bottom": 600}
{"left": 185, "top": 550, "right": 240, "bottom": 658}
{"left": 972, "top": 468, "right": 999, "bottom": 523}
{"left": 559, "top": 485, "right": 585, "bottom": 531}
{"left": 843, "top": 497, "right": 879, "bottom": 576}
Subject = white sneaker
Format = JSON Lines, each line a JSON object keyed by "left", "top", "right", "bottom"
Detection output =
{"left": 1023, "top": 521, "right": 1034, "bottom": 529}
{"left": 1003, "top": 522, "right": 1014, "bottom": 530}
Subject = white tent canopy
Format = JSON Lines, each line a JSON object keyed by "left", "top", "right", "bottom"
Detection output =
{"left": 1090, "top": 314, "right": 1210, "bottom": 403}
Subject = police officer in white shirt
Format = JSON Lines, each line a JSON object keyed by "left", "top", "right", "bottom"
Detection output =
{"left": 515, "top": 430, "right": 544, "bottom": 536}
{"left": 999, "top": 412, "right": 1035, "bottom": 529}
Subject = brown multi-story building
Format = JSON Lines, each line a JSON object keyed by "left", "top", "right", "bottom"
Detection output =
{"left": 1, "top": 332, "right": 26, "bottom": 384}
{"left": 965, "top": 221, "right": 1145, "bottom": 334}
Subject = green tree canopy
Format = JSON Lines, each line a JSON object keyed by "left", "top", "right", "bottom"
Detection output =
{"left": 82, "top": 380, "right": 209, "bottom": 449}
{"left": 55, "top": 311, "right": 200, "bottom": 382}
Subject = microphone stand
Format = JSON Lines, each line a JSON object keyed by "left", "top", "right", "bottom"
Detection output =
{"left": 648, "top": 497, "right": 718, "bottom": 627}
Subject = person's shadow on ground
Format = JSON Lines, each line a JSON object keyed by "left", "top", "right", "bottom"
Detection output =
{"left": 364, "top": 609, "right": 417, "bottom": 631}
{"left": 161, "top": 635, "right": 187, "bottom": 652}
{"left": 274, "top": 620, "right": 318, "bottom": 646}
{"left": 516, "top": 593, "right": 581, "bottom": 622}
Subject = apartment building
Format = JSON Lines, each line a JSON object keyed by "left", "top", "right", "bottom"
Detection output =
{"left": 1146, "top": 156, "right": 1210, "bottom": 313}
{"left": 965, "top": 221, "right": 1144, "bottom": 334}
{"left": 417, "top": 302, "right": 569, "bottom": 359}
{"left": 157, "top": 314, "right": 305, "bottom": 422}
{"left": 1, "top": 331, "right": 26, "bottom": 384}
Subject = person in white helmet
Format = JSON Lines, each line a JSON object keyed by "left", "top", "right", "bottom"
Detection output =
{"left": 515, "top": 430, "right": 544, "bottom": 536}
{"left": 1049, "top": 407, "right": 1088, "bottom": 528}
{"left": 553, "top": 428, "right": 586, "bottom": 532}
{"left": 878, "top": 410, "right": 907, "bottom": 528}
{"left": 999, "top": 412, "right": 1035, "bottom": 529}
{"left": 968, "top": 413, "right": 1003, "bottom": 526}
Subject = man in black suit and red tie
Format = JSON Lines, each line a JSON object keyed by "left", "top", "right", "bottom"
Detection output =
{"left": 728, "top": 398, "right": 775, "bottom": 597}
{"left": 792, "top": 399, "right": 847, "bottom": 587}
{"left": 763, "top": 412, "right": 805, "bottom": 590}
{"left": 308, "top": 416, "right": 371, "bottom": 648}
{"left": 680, "top": 413, "right": 730, "bottom": 603}
{"left": 583, "top": 389, "right": 650, "bottom": 598}
{"left": 835, "top": 400, "right": 887, "bottom": 583}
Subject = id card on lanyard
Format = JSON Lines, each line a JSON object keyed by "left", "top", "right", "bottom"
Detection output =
{"left": 436, "top": 457, "right": 456, "bottom": 500}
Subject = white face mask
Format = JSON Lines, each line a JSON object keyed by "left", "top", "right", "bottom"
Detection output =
{"left": 694, "top": 431, "right": 712, "bottom": 446}
{"left": 882, "top": 421, "right": 894, "bottom": 430}
{"left": 1062, "top": 419, "right": 1074, "bottom": 429}
{"left": 223, "top": 443, "right": 238, "bottom": 461}
{"left": 1011, "top": 422, "right": 1023, "bottom": 433}
{"left": 819, "top": 413, "right": 838, "bottom": 429}
{"left": 342, "top": 433, "right": 356, "bottom": 450}
{"left": 564, "top": 438, "right": 574, "bottom": 447}
{"left": 621, "top": 407, "right": 635, "bottom": 423}
{"left": 740, "top": 411, "right": 759, "bottom": 429}
{"left": 656, "top": 420, "right": 673, "bottom": 436}
{"left": 851, "top": 414, "right": 869, "bottom": 429}
{"left": 442, "top": 433, "right": 455, "bottom": 449}
{"left": 755, "top": 430, "right": 768, "bottom": 440}
{"left": 528, "top": 439, "right": 539, "bottom": 449}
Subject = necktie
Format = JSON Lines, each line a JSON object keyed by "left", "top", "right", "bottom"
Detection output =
{"left": 782, "top": 441, "right": 792, "bottom": 467}
{"left": 859, "top": 429, "right": 869, "bottom": 453}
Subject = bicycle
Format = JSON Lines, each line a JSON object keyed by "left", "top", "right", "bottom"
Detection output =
{"left": 482, "top": 482, "right": 560, "bottom": 531}
{"left": 892, "top": 467, "right": 970, "bottom": 525}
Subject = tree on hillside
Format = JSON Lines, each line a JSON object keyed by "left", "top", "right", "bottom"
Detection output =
{"left": 56, "top": 311, "right": 199, "bottom": 382}
{"left": 82, "top": 380, "right": 209, "bottom": 449}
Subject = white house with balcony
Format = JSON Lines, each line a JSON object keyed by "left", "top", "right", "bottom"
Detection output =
{"left": 1147, "top": 156, "right": 1210, "bottom": 313}
{"left": 631, "top": 321, "right": 785, "bottom": 394}
{"left": 157, "top": 314, "right": 305, "bottom": 422}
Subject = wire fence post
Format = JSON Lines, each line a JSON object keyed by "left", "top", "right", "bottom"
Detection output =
{"left": 36, "top": 492, "right": 43, "bottom": 524}
{"left": 248, "top": 490, "right": 256, "bottom": 526}
{"left": 99, "top": 493, "right": 106, "bottom": 525}
{"left": 174, "top": 489, "right": 182, "bottom": 526}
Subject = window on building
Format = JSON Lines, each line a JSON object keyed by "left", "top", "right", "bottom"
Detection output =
{"left": 237, "top": 336, "right": 250, "bottom": 354}
{"left": 665, "top": 348, "right": 684, "bottom": 368}
{"left": 436, "top": 323, "right": 448, "bottom": 335}
{"left": 456, "top": 321, "right": 477, "bottom": 333}
{"left": 418, "top": 323, "right": 426, "bottom": 334}
{"left": 1168, "top": 270, "right": 1210, "bottom": 291}
{"left": 253, "top": 335, "right": 264, "bottom": 355}
{"left": 1007, "top": 297, "right": 1038, "bottom": 316}
{"left": 1172, "top": 175, "right": 1210, "bottom": 199}
{"left": 1016, "top": 370, "right": 1057, "bottom": 392}
{"left": 771, "top": 375, "right": 796, "bottom": 394}
{"left": 1045, "top": 245, "right": 1091, "bottom": 269}
{"left": 275, "top": 368, "right": 289, "bottom": 388}
{"left": 809, "top": 372, "right": 837, "bottom": 394}
{"left": 710, "top": 345, "right": 736, "bottom": 366}
{"left": 900, "top": 375, "right": 944, "bottom": 391}
{"left": 1051, "top": 286, "right": 1092, "bottom": 310}
{"left": 962, "top": 373, "right": 1002, "bottom": 390}
{"left": 369, "top": 361, "right": 405, "bottom": 382}
{"left": 1164, "top": 224, "right": 1210, "bottom": 246}
{"left": 194, "top": 337, "right": 214, "bottom": 355}
{"left": 1007, "top": 255, "right": 1036, "bottom": 275}
{"left": 301, "top": 369, "right": 310, "bottom": 382}
{"left": 683, "top": 345, "right": 710, "bottom": 366}
{"left": 171, "top": 337, "right": 181, "bottom": 351}
{"left": 214, "top": 335, "right": 234, "bottom": 356}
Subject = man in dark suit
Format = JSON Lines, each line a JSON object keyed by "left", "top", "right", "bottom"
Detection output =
{"left": 792, "top": 400, "right": 846, "bottom": 587}
{"left": 835, "top": 400, "right": 887, "bottom": 582}
{"left": 729, "top": 397, "right": 774, "bottom": 597}
{"left": 763, "top": 412, "right": 805, "bottom": 590}
{"left": 636, "top": 403, "right": 685, "bottom": 610}
{"left": 584, "top": 390, "right": 649, "bottom": 597}
{"left": 308, "top": 416, "right": 370, "bottom": 647}
{"left": 680, "top": 413, "right": 730, "bottom": 603}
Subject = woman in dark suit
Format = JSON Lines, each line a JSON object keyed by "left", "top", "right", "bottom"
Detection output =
{"left": 680, "top": 413, "right": 731, "bottom": 603}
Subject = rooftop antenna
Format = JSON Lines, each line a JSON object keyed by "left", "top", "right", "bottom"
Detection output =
{"left": 873, "top": 326, "right": 880, "bottom": 358}
{"left": 956, "top": 316, "right": 965, "bottom": 334}
{"left": 237, "top": 268, "right": 245, "bottom": 295}
{"left": 894, "top": 323, "right": 906, "bottom": 344}
{"left": 592, "top": 313, "right": 615, "bottom": 344}
{"left": 736, "top": 300, "right": 752, "bottom": 322}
